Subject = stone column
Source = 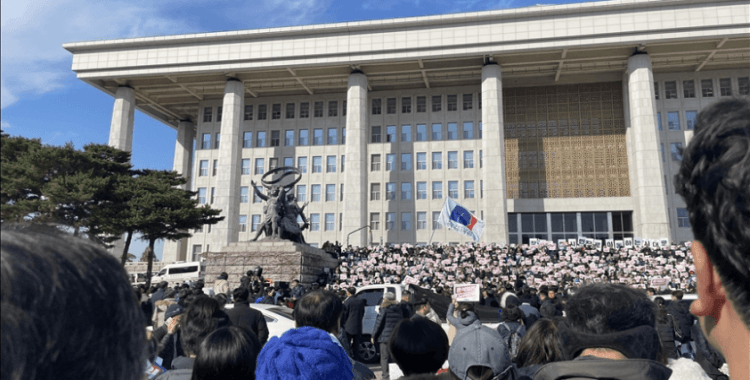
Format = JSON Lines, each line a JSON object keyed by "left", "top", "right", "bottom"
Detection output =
{"left": 108, "top": 86, "right": 136, "bottom": 152}
{"left": 341, "top": 71, "right": 368, "bottom": 247}
{"left": 211, "top": 79, "right": 244, "bottom": 249}
{"left": 625, "top": 54, "right": 670, "bottom": 239}
{"left": 163, "top": 120, "right": 196, "bottom": 263}
{"left": 481, "top": 63, "right": 509, "bottom": 244}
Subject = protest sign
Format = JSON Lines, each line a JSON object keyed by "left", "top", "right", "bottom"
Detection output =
{"left": 650, "top": 278, "right": 669, "bottom": 287}
{"left": 624, "top": 238, "right": 633, "bottom": 247}
{"left": 403, "top": 276, "right": 419, "bottom": 285}
{"left": 454, "top": 283, "right": 481, "bottom": 302}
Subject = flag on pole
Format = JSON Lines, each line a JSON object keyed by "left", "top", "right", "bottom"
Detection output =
{"left": 437, "top": 197, "right": 485, "bottom": 242}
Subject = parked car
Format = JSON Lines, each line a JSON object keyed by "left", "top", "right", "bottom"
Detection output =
{"left": 150, "top": 261, "right": 205, "bottom": 286}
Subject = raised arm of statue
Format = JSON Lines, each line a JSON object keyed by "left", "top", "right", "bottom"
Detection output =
{"left": 251, "top": 181, "right": 270, "bottom": 201}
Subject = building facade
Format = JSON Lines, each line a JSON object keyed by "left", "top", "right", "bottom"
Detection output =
{"left": 63, "top": 0, "right": 750, "bottom": 263}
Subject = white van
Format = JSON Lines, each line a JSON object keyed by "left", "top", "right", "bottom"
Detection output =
{"left": 151, "top": 262, "right": 205, "bottom": 286}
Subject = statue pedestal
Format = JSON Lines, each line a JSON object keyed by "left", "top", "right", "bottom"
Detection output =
{"left": 203, "top": 239, "right": 339, "bottom": 289}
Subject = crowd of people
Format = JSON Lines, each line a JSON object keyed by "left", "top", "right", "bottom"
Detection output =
{"left": 0, "top": 97, "right": 747, "bottom": 380}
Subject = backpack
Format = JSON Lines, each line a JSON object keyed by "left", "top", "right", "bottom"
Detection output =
{"left": 500, "top": 322, "right": 522, "bottom": 359}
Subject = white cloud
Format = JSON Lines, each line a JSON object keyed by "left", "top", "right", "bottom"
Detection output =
{"left": 1, "top": 120, "right": 11, "bottom": 130}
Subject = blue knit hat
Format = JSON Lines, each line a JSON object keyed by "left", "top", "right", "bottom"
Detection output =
{"left": 255, "top": 327, "right": 353, "bottom": 380}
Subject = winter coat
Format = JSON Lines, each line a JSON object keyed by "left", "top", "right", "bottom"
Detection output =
{"left": 342, "top": 296, "right": 367, "bottom": 335}
{"left": 666, "top": 301, "right": 694, "bottom": 342}
{"left": 497, "top": 321, "right": 526, "bottom": 343}
{"left": 291, "top": 285, "right": 306, "bottom": 299}
{"left": 446, "top": 303, "right": 481, "bottom": 330}
{"left": 213, "top": 279, "right": 229, "bottom": 296}
{"left": 372, "top": 302, "right": 407, "bottom": 343}
{"left": 655, "top": 317, "right": 678, "bottom": 359}
{"left": 225, "top": 302, "right": 270, "bottom": 344}
{"left": 533, "top": 356, "right": 672, "bottom": 380}
{"left": 152, "top": 298, "right": 177, "bottom": 327}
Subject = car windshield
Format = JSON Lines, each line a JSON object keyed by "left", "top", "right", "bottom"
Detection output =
{"left": 268, "top": 307, "right": 294, "bottom": 320}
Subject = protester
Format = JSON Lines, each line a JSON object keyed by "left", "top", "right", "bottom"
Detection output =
{"left": 514, "top": 318, "right": 564, "bottom": 377}
{"left": 653, "top": 297, "right": 678, "bottom": 360}
{"left": 674, "top": 97, "right": 750, "bottom": 380}
{"left": 373, "top": 292, "right": 408, "bottom": 380}
{"left": 213, "top": 272, "right": 229, "bottom": 297}
{"left": 497, "top": 303, "right": 526, "bottom": 360}
{"left": 1, "top": 228, "right": 146, "bottom": 380}
{"left": 342, "top": 287, "right": 367, "bottom": 360}
{"left": 190, "top": 326, "right": 262, "bottom": 380}
{"left": 412, "top": 297, "right": 442, "bottom": 325}
{"left": 448, "top": 323, "right": 516, "bottom": 380}
{"left": 225, "top": 287, "right": 269, "bottom": 345}
{"left": 154, "top": 288, "right": 178, "bottom": 327}
{"left": 388, "top": 318, "right": 450, "bottom": 379}
{"left": 290, "top": 279, "right": 306, "bottom": 301}
{"left": 666, "top": 290, "right": 695, "bottom": 358}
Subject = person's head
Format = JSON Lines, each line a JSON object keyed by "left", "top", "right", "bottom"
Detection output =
{"left": 456, "top": 302, "right": 475, "bottom": 319}
{"left": 449, "top": 324, "right": 514, "bottom": 380}
{"left": 1, "top": 228, "right": 146, "bottom": 380}
{"left": 646, "top": 288, "right": 656, "bottom": 296}
{"left": 346, "top": 287, "right": 356, "bottom": 297}
{"left": 291, "top": 280, "right": 299, "bottom": 287}
{"left": 382, "top": 292, "right": 398, "bottom": 308}
{"left": 414, "top": 298, "right": 431, "bottom": 316}
{"left": 218, "top": 272, "right": 228, "bottom": 281}
{"left": 233, "top": 287, "right": 249, "bottom": 303}
{"left": 388, "top": 318, "right": 449, "bottom": 376}
{"left": 181, "top": 296, "right": 223, "bottom": 356}
{"left": 164, "top": 288, "right": 177, "bottom": 299}
{"left": 191, "top": 326, "right": 261, "bottom": 380}
{"left": 159, "top": 281, "right": 169, "bottom": 289}
{"left": 294, "top": 290, "right": 343, "bottom": 334}
{"left": 514, "top": 318, "right": 563, "bottom": 368}
{"left": 501, "top": 303, "right": 524, "bottom": 323}
{"left": 214, "top": 294, "right": 228, "bottom": 309}
{"left": 671, "top": 290, "right": 683, "bottom": 301}
{"left": 539, "top": 302, "right": 557, "bottom": 319}
{"left": 674, "top": 98, "right": 750, "bottom": 344}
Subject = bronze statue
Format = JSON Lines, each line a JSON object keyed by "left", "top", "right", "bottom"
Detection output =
{"left": 250, "top": 167, "right": 308, "bottom": 244}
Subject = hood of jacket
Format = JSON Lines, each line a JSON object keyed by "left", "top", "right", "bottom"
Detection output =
{"left": 533, "top": 357, "right": 672, "bottom": 380}
{"left": 457, "top": 310, "right": 480, "bottom": 327}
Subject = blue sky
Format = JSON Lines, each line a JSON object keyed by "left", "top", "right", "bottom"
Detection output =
{"left": 1, "top": 0, "right": 585, "bottom": 259}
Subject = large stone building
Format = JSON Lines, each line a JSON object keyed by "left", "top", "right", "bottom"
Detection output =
{"left": 64, "top": 0, "right": 749, "bottom": 263}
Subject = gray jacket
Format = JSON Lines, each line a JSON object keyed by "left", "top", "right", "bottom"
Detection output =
{"left": 533, "top": 356, "right": 672, "bottom": 380}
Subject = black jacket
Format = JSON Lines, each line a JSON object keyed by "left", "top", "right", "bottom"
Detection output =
{"left": 666, "top": 301, "right": 694, "bottom": 342}
{"left": 691, "top": 324, "right": 728, "bottom": 380}
{"left": 533, "top": 356, "right": 672, "bottom": 380}
{"left": 225, "top": 302, "right": 270, "bottom": 344}
{"left": 400, "top": 301, "right": 414, "bottom": 318}
{"left": 342, "top": 296, "right": 366, "bottom": 335}
{"left": 372, "top": 303, "right": 407, "bottom": 343}
{"left": 655, "top": 318, "right": 677, "bottom": 359}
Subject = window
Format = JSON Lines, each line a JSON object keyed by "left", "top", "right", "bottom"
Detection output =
{"left": 430, "top": 95, "right": 442, "bottom": 112}
{"left": 386, "top": 126, "right": 396, "bottom": 143}
{"left": 386, "top": 183, "right": 396, "bottom": 200}
{"left": 191, "top": 245, "right": 202, "bottom": 261}
{"left": 685, "top": 110, "right": 697, "bottom": 130}
{"left": 549, "top": 212, "right": 581, "bottom": 242}
{"left": 653, "top": 82, "right": 659, "bottom": 100}
{"left": 386, "top": 213, "right": 395, "bottom": 230}
{"left": 327, "top": 128, "right": 337, "bottom": 145}
{"left": 386, "top": 98, "right": 396, "bottom": 114}
{"left": 401, "top": 153, "right": 412, "bottom": 171}
{"left": 341, "top": 155, "right": 345, "bottom": 172}
{"left": 432, "top": 181, "right": 442, "bottom": 199}
{"left": 213, "top": 133, "right": 220, "bottom": 149}
{"left": 215, "top": 106, "right": 222, "bottom": 122}
{"left": 343, "top": 101, "right": 347, "bottom": 116}
{"left": 401, "top": 125, "right": 412, "bottom": 142}
{"left": 212, "top": 160, "right": 217, "bottom": 176}
{"left": 314, "top": 101, "right": 324, "bottom": 117}
{"left": 255, "top": 158, "right": 264, "bottom": 175}
{"left": 342, "top": 128, "right": 346, "bottom": 144}
{"left": 271, "top": 103, "right": 281, "bottom": 119}
{"left": 416, "top": 182, "right": 427, "bottom": 199}
{"left": 447, "top": 95, "right": 457, "bottom": 111}
{"left": 462, "top": 122, "right": 473, "bottom": 139}
{"left": 415, "top": 124, "right": 427, "bottom": 142}
{"left": 448, "top": 181, "right": 458, "bottom": 198}
{"left": 417, "top": 212, "right": 427, "bottom": 230}
{"left": 432, "top": 152, "right": 442, "bottom": 169}
{"left": 464, "top": 181, "right": 475, "bottom": 199}
{"left": 257, "top": 131, "right": 266, "bottom": 147}
{"left": 660, "top": 143, "right": 665, "bottom": 163}
{"left": 667, "top": 112, "right": 680, "bottom": 130}
{"left": 285, "top": 103, "right": 295, "bottom": 119}
{"left": 701, "top": 79, "right": 714, "bottom": 97}
{"left": 312, "top": 129, "right": 323, "bottom": 145}
{"left": 478, "top": 122, "right": 482, "bottom": 138}
{"left": 416, "top": 96, "right": 426, "bottom": 112}
{"left": 463, "top": 151, "right": 474, "bottom": 168}
{"left": 670, "top": 142, "right": 683, "bottom": 161}
{"left": 325, "top": 213, "right": 335, "bottom": 230}
{"left": 371, "top": 126, "right": 382, "bottom": 143}
{"left": 432, "top": 212, "right": 442, "bottom": 229}
{"left": 296, "top": 185, "right": 306, "bottom": 202}
{"left": 326, "top": 184, "right": 335, "bottom": 201}
{"left": 270, "top": 130, "right": 280, "bottom": 146}
{"left": 386, "top": 154, "right": 396, "bottom": 171}
{"left": 664, "top": 81, "right": 677, "bottom": 99}
{"left": 244, "top": 105, "right": 253, "bottom": 120}
{"left": 310, "top": 214, "right": 320, "bottom": 231}
{"left": 370, "top": 213, "right": 380, "bottom": 230}
{"left": 447, "top": 123, "right": 458, "bottom": 140}
{"left": 311, "top": 185, "right": 321, "bottom": 202}
{"left": 416, "top": 152, "right": 426, "bottom": 170}
{"left": 299, "top": 129, "right": 309, "bottom": 146}
{"left": 243, "top": 132, "right": 253, "bottom": 148}
{"left": 372, "top": 99, "right": 382, "bottom": 115}
{"left": 401, "top": 212, "right": 412, "bottom": 230}
{"left": 462, "top": 94, "right": 473, "bottom": 110}
{"left": 269, "top": 158, "right": 278, "bottom": 171}
{"left": 300, "top": 102, "right": 310, "bottom": 118}
{"left": 240, "top": 187, "right": 249, "bottom": 203}
{"left": 479, "top": 150, "right": 483, "bottom": 168}
{"left": 431, "top": 123, "right": 442, "bottom": 140}
{"left": 251, "top": 215, "right": 261, "bottom": 232}
{"left": 480, "top": 180, "right": 483, "bottom": 198}
{"left": 401, "top": 97, "right": 411, "bottom": 113}
{"left": 253, "top": 186, "right": 263, "bottom": 203}
{"left": 677, "top": 208, "right": 690, "bottom": 228}
{"left": 241, "top": 159, "right": 250, "bottom": 175}
{"left": 257, "top": 104, "right": 267, "bottom": 120}
{"left": 683, "top": 80, "right": 696, "bottom": 98}
{"left": 371, "top": 154, "right": 381, "bottom": 171}
{"left": 739, "top": 77, "right": 749, "bottom": 95}
{"left": 448, "top": 151, "right": 458, "bottom": 169}
{"left": 522, "top": 213, "right": 551, "bottom": 243}
{"left": 340, "top": 183, "right": 344, "bottom": 201}
{"left": 197, "top": 188, "right": 207, "bottom": 204}
{"left": 328, "top": 101, "right": 338, "bottom": 117}
{"left": 719, "top": 78, "right": 732, "bottom": 96}
{"left": 199, "top": 160, "right": 208, "bottom": 176}
{"left": 657, "top": 112, "right": 662, "bottom": 131}
{"left": 203, "top": 107, "right": 213, "bottom": 123}
{"left": 298, "top": 157, "right": 308, "bottom": 173}
{"left": 401, "top": 182, "right": 412, "bottom": 200}
{"left": 312, "top": 156, "right": 322, "bottom": 173}
{"left": 284, "top": 157, "right": 293, "bottom": 168}
{"left": 371, "top": 183, "right": 381, "bottom": 201}
{"left": 326, "top": 156, "right": 336, "bottom": 173}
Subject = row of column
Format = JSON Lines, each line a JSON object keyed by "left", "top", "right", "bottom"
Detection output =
{"left": 109, "top": 54, "right": 671, "bottom": 261}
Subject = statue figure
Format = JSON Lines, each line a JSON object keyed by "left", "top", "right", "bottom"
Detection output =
{"left": 250, "top": 167, "right": 308, "bottom": 244}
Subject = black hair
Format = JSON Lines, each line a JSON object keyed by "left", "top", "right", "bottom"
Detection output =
{"left": 214, "top": 294, "right": 228, "bottom": 309}
{"left": 177, "top": 289, "right": 192, "bottom": 307}
{"left": 232, "top": 287, "right": 249, "bottom": 302}
{"left": 164, "top": 288, "right": 177, "bottom": 299}
{"left": 653, "top": 297, "right": 669, "bottom": 324}
{"left": 294, "top": 290, "right": 343, "bottom": 334}
{"left": 190, "top": 326, "right": 261, "bottom": 380}
{"left": 674, "top": 97, "right": 750, "bottom": 329}
{"left": 671, "top": 290, "right": 684, "bottom": 300}
{"left": 347, "top": 287, "right": 356, "bottom": 296}
{"left": 456, "top": 302, "right": 474, "bottom": 319}
{"left": 501, "top": 303, "right": 524, "bottom": 323}
{"left": 514, "top": 318, "right": 563, "bottom": 368}
{"left": 388, "top": 318, "right": 449, "bottom": 376}
{"left": 181, "top": 297, "right": 222, "bottom": 355}
{"left": 1, "top": 228, "right": 146, "bottom": 380}
{"left": 564, "top": 283, "right": 655, "bottom": 335}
